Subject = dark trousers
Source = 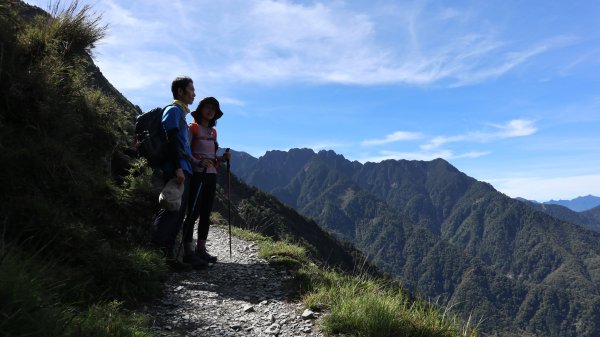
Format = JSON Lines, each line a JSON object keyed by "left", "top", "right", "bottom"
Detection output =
{"left": 183, "top": 172, "right": 217, "bottom": 243}
{"left": 150, "top": 172, "right": 191, "bottom": 250}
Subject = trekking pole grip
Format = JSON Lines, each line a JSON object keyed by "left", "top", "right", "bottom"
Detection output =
{"left": 225, "top": 148, "right": 231, "bottom": 170}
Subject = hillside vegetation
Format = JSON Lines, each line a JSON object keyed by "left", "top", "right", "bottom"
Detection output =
{"left": 0, "top": 2, "right": 166, "bottom": 335}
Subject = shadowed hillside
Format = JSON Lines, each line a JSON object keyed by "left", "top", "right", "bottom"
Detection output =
{"left": 0, "top": 2, "right": 165, "bottom": 335}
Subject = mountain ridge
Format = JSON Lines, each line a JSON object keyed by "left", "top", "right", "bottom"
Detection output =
{"left": 542, "top": 195, "right": 600, "bottom": 212}
{"left": 230, "top": 147, "right": 600, "bottom": 337}
{"left": 517, "top": 199, "right": 600, "bottom": 233}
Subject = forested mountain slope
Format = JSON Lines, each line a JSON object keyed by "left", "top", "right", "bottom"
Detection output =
{"left": 232, "top": 148, "right": 600, "bottom": 337}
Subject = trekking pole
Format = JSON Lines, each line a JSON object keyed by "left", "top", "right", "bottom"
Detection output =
{"left": 225, "top": 148, "right": 232, "bottom": 258}
{"left": 177, "top": 166, "right": 207, "bottom": 260}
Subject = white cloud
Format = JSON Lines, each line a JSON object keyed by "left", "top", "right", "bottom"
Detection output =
{"left": 488, "top": 119, "right": 537, "bottom": 137}
{"left": 361, "top": 131, "right": 423, "bottom": 146}
{"left": 485, "top": 174, "right": 600, "bottom": 201}
{"left": 420, "top": 135, "right": 467, "bottom": 151}
{"left": 216, "top": 96, "right": 245, "bottom": 107}
{"left": 453, "top": 151, "right": 492, "bottom": 159}
{"left": 301, "top": 141, "right": 348, "bottom": 152}
{"left": 421, "top": 119, "right": 537, "bottom": 150}
{"left": 357, "top": 149, "right": 490, "bottom": 163}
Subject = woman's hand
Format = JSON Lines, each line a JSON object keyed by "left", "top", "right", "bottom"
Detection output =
{"left": 201, "top": 159, "right": 214, "bottom": 168}
{"left": 175, "top": 168, "right": 185, "bottom": 185}
{"left": 222, "top": 152, "right": 232, "bottom": 162}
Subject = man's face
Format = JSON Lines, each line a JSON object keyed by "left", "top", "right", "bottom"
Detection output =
{"left": 179, "top": 82, "right": 196, "bottom": 105}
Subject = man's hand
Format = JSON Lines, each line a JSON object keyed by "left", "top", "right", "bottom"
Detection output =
{"left": 175, "top": 168, "right": 185, "bottom": 185}
{"left": 222, "top": 152, "right": 232, "bottom": 162}
{"left": 201, "top": 159, "right": 214, "bottom": 168}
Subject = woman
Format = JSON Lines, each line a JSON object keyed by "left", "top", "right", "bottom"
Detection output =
{"left": 181, "top": 97, "right": 230, "bottom": 268}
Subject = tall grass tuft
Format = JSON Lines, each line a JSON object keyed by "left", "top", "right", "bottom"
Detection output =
{"left": 66, "top": 301, "right": 151, "bottom": 337}
{"left": 20, "top": 0, "right": 106, "bottom": 61}
{"left": 316, "top": 275, "right": 478, "bottom": 337}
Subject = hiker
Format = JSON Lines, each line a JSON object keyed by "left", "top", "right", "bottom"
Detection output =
{"left": 181, "top": 97, "right": 231, "bottom": 266}
{"left": 150, "top": 76, "right": 200, "bottom": 271}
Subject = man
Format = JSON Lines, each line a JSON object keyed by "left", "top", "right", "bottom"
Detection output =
{"left": 150, "top": 76, "right": 207, "bottom": 271}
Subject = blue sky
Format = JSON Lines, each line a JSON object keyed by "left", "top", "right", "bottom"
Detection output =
{"left": 26, "top": 0, "right": 600, "bottom": 201}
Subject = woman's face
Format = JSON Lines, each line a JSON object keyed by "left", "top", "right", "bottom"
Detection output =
{"left": 201, "top": 104, "right": 216, "bottom": 121}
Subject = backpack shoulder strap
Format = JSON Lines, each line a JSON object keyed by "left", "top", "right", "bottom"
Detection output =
{"left": 162, "top": 104, "right": 186, "bottom": 130}
{"left": 212, "top": 128, "right": 219, "bottom": 155}
{"left": 190, "top": 123, "right": 199, "bottom": 151}
{"left": 190, "top": 122, "right": 199, "bottom": 138}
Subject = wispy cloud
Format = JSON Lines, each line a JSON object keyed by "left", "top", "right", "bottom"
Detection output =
{"left": 361, "top": 131, "right": 423, "bottom": 146}
{"left": 24, "top": 0, "right": 576, "bottom": 104}
{"left": 217, "top": 96, "right": 246, "bottom": 107}
{"left": 357, "top": 149, "right": 490, "bottom": 163}
{"left": 421, "top": 119, "right": 537, "bottom": 150}
{"left": 487, "top": 119, "right": 537, "bottom": 137}
{"left": 301, "top": 141, "right": 348, "bottom": 152}
{"left": 451, "top": 36, "right": 576, "bottom": 86}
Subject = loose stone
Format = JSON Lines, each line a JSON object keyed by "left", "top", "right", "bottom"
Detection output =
{"left": 265, "top": 323, "right": 281, "bottom": 335}
{"left": 302, "top": 309, "right": 316, "bottom": 319}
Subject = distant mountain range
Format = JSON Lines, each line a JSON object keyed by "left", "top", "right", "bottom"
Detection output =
{"left": 542, "top": 195, "right": 600, "bottom": 212}
{"left": 229, "top": 148, "right": 600, "bottom": 337}
{"left": 516, "top": 199, "right": 600, "bottom": 233}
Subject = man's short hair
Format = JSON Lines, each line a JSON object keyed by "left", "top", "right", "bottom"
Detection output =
{"left": 171, "top": 76, "right": 193, "bottom": 99}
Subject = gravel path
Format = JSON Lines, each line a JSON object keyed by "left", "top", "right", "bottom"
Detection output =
{"left": 143, "top": 226, "right": 325, "bottom": 337}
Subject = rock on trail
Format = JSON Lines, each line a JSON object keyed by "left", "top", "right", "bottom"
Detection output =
{"left": 143, "top": 227, "right": 323, "bottom": 337}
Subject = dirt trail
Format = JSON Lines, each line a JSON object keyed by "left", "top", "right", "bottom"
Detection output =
{"left": 144, "top": 227, "right": 324, "bottom": 337}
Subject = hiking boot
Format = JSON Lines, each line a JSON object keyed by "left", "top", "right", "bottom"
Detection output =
{"left": 182, "top": 252, "right": 209, "bottom": 269}
{"left": 196, "top": 248, "right": 218, "bottom": 263}
{"left": 153, "top": 245, "right": 192, "bottom": 272}
{"left": 165, "top": 257, "right": 193, "bottom": 272}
